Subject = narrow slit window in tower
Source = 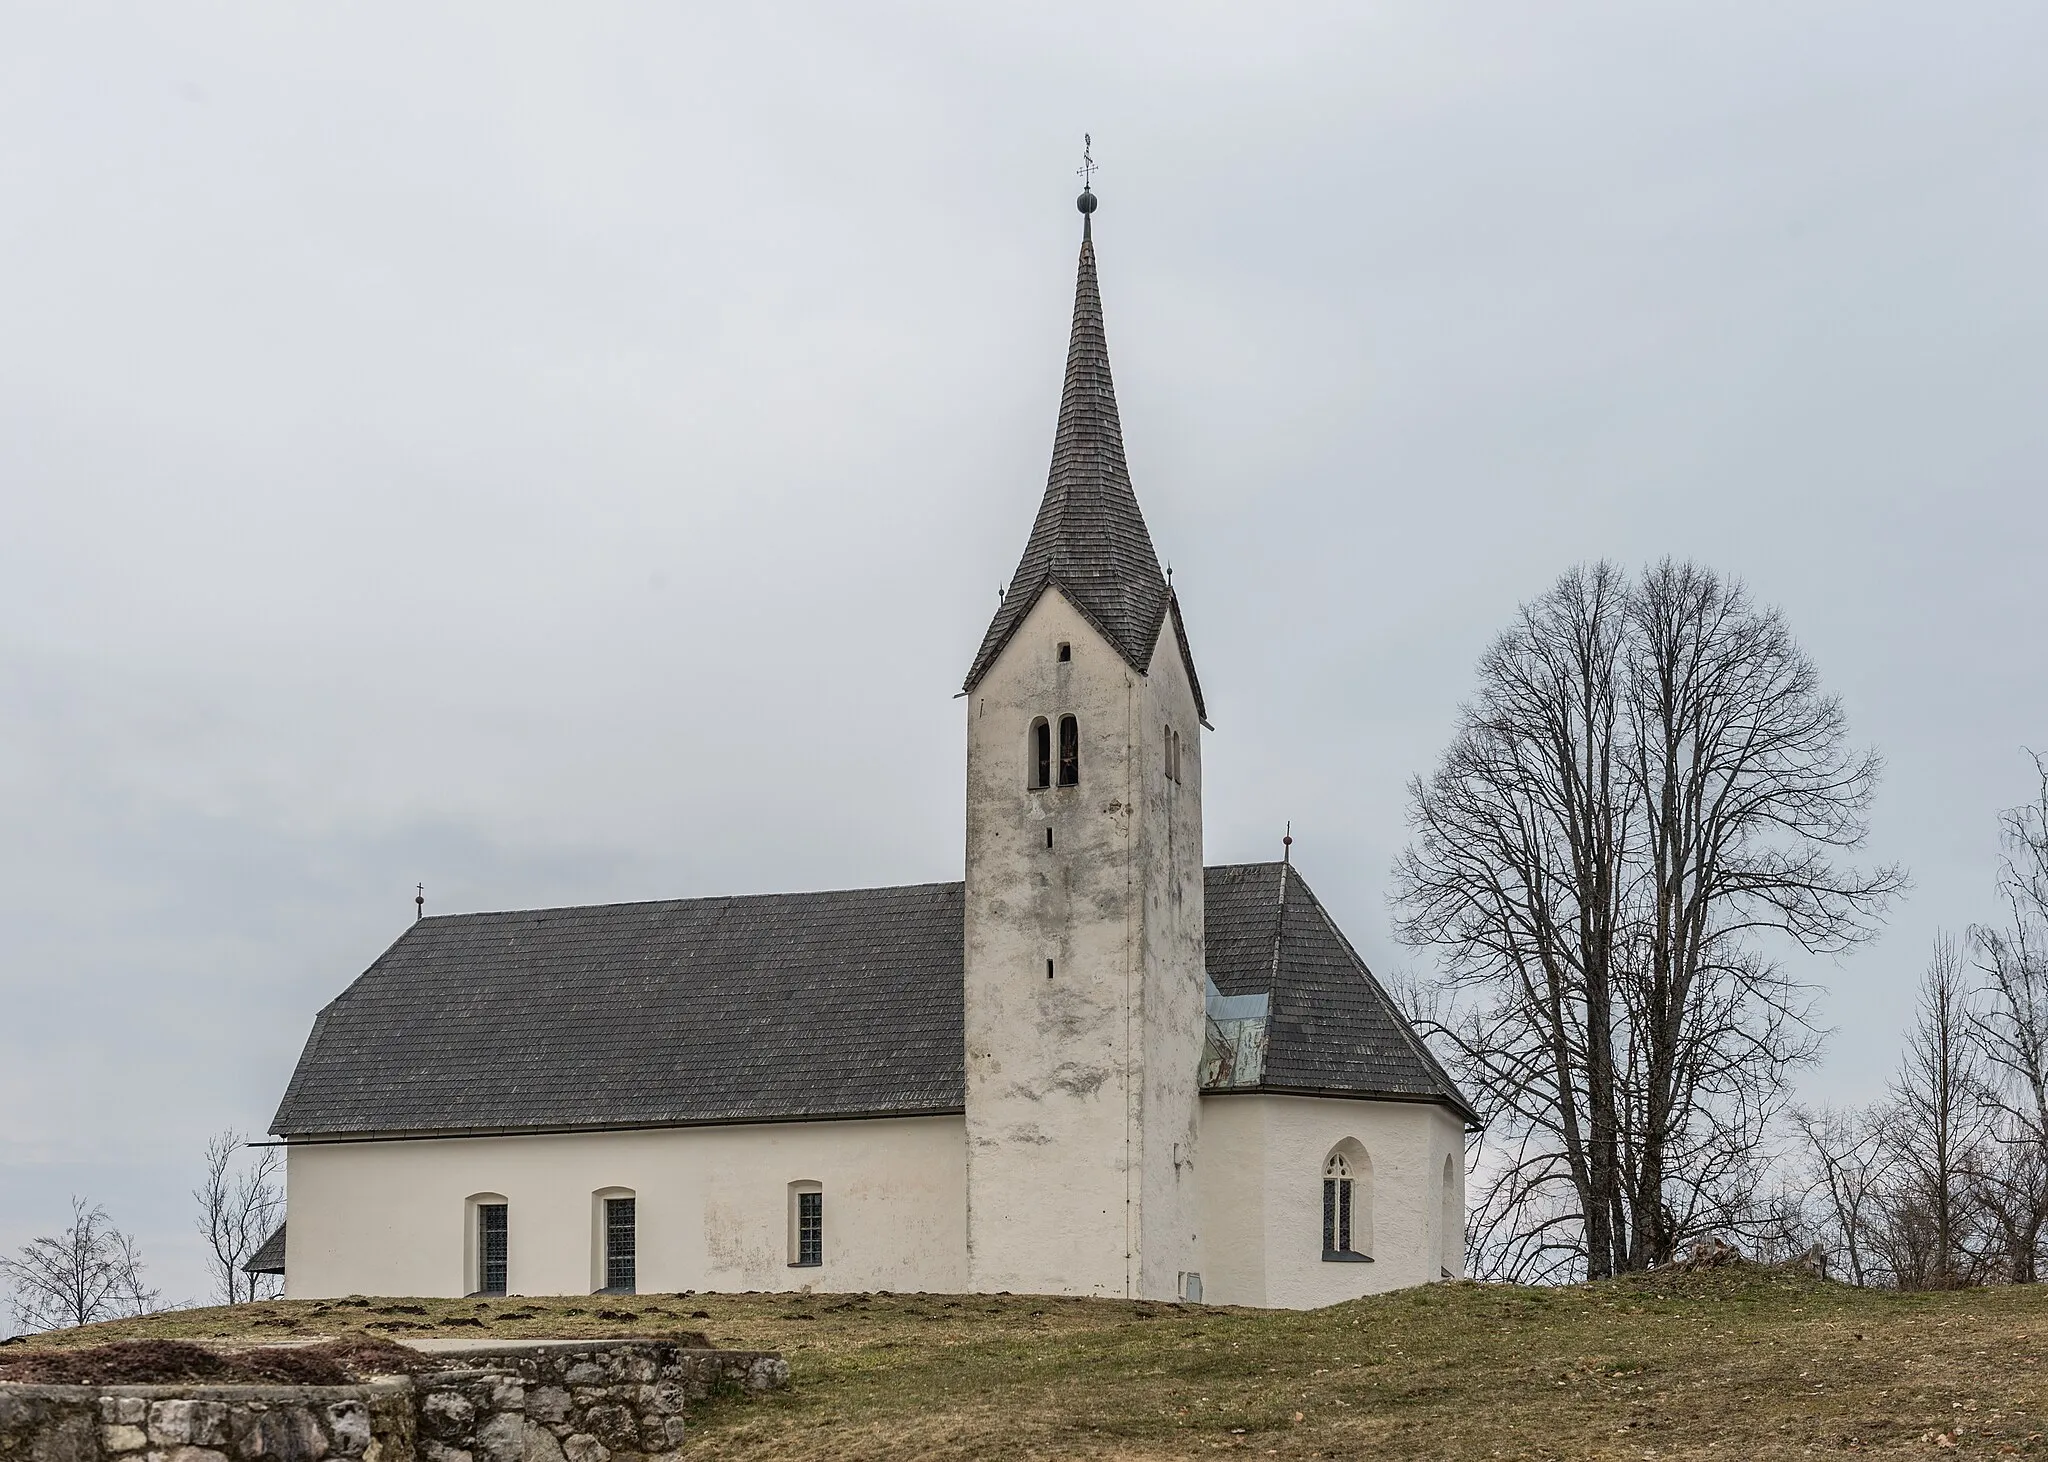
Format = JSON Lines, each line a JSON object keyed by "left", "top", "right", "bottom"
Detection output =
{"left": 1057, "top": 642, "right": 1072, "bottom": 662}
{"left": 1057, "top": 715, "right": 1079, "bottom": 786}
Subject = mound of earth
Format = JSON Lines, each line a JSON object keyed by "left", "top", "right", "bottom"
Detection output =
{"left": 0, "top": 1336, "right": 428, "bottom": 1386}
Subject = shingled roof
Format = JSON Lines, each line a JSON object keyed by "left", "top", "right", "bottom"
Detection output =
{"left": 964, "top": 211, "right": 1207, "bottom": 722}
{"left": 271, "top": 864, "right": 1474, "bottom": 1139}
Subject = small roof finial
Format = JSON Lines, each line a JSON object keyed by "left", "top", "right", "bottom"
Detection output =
{"left": 1282, "top": 822, "right": 1293, "bottom": 864}
{"left": 415, "top": 882, "right": 425, "bottom": 921}
{"left": 1076, "top": 133, "right": 1098, "bottom": 235}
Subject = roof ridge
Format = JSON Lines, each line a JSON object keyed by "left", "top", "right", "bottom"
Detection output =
{"left": 416, "top": 878, "right": 968, "bottom": 924}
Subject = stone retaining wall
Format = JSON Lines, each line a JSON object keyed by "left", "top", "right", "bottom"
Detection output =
{"left": 0, "top": 1381, "right": 412, "bottom": 1462}
{"left": 0, "top": 1343, "right": 787, "bottom": 1462}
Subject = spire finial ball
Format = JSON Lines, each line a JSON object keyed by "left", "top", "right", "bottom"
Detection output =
{"left": 1076, "top": 188, "right": 1098, "bottom": 216}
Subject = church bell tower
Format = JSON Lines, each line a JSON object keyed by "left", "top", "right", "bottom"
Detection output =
{"left": 960, "top": 179, "right": 1210, "bottom": 1300}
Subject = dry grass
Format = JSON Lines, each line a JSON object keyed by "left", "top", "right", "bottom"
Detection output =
{"left": 9, "top": 1268, "right": 2048, "bottom": 1458}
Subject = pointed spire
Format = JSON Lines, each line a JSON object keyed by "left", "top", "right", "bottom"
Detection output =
{"left": 965, "top": 178, "right": 1207, "bottom": 722}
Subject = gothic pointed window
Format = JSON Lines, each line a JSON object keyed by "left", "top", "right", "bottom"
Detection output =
{"left": 1029, "top": 718, "right": 1051, "bottom": 791}
{"left": 1057, "top": 715, "right": 1079, "bottom": 787}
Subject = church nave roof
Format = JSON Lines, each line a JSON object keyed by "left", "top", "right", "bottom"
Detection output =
{"left": 271, "top": 863, "right": 1475, "bottom": 1140}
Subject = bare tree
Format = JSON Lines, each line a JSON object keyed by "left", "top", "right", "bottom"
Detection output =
{"left": 1790, "top": 1104, "right": 1892, "bottom": 1285}
{"left": 1395, "top": 560, "right": 1902, "bottom": 1278}
{"left": 1967, "top": 752, "right": 2048, "bottom": 1283}
{"left": 0, "top": 1197, "right": 162, "bottom": 1333}
{"left": 195, "top": 1131, "right": 284, "bottom": 1305}
{"left": 1888, "top": 934, "right": 1986, "bottom": 1288}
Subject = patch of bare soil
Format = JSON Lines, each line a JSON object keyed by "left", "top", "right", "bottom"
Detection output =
{"left": 0, "top": 1336, "right": 428, "bottom": 1387}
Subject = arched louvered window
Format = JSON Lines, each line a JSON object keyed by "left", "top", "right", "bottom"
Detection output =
{"left": 1028, "top": 718, "right": 1051, "bottom": 791}
{"left": 1057, "top": 715, "right": 1080, "bottom": 787}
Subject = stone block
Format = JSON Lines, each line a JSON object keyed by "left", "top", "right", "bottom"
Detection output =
{"left": 237, "top": 1407, "right": 328, "bottom": 1462}
{"left": 574, "top": 1408, "right": 634, "bottom": 1454}
{"left": 324, "top": 1404, "right": 371, "bottom": 1460}
{"left": 560, "top": 1366, "right": 603, "bottom": 1389}
{"left": 418, "top": 1395, "right": 475, "bottom": 1443}
{"left": 559, "top": 1436, "right": 607, "bottom": 1462}
{"left": 150, "top": 1402, "right": 230, "bottom": 1448}
{"left": 101, "top": 1400, "right": 149, "bottom": 1427}
{"left": 606, "top": 1357, "right": 654, "bottom": 1386}
{"left": 486, "top": 1381, "right": 523, "bottom": 1414}
{"left": 518, "top": 1423, "right": 563, "bottom": 1462}
{"left": 154, "top": 1445, "right": 231, "bottom": 1462}
{"left": 103, "top": 1424, "right": 150, "bottom": 1452}
{"left": 523, "top": 1390, "right": 568, "bottom": 1429}
{"left": 30, "top": 1410, "right": 98, "bottom": 1462}
{"left": 422, "top": 1445, "right": 470, "bottom": 1462}
{"left": 471, "top": 1414, "right": 522, "bottom": 1462}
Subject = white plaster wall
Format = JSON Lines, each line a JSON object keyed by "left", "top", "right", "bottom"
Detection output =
{"left": 1134, "top": 614, "right": 1207, "bottom": 1302}
{"left": 962, "top": 589, "right": 1204, "bottom": 1299}
{"left": 1193, "top": 1096, "right": 1267, "bottom": 1306}
{"left": 1197, "top": 1095, "right": 1468, "bottom": 1308}
{"left": 282, "top": 1116, "right": 964, "bottom": 1300}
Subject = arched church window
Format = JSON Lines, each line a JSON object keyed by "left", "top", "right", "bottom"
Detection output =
{"left": 1058, "top": 715, "right": 1080, "bottom": 787}
{"left": 1029, "top": 719, "right": 1051, "bottom": 791}
{"left": 1322, "top": 1142, "right": 1374, "bottom": 1262}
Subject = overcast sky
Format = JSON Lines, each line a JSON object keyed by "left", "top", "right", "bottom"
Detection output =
{"left": 3, "top": 3, "right": 2043, "bottom": 1310}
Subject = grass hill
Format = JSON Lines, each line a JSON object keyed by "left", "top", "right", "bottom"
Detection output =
{"left": 6, "top": 1268, "right": 2044, "bottom": 1459}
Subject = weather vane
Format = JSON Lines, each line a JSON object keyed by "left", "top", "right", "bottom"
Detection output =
{"left": 1077, "top": 134, "right": 1098, "bottom": 191}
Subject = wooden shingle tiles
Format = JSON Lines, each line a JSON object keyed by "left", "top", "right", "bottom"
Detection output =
{"left": 963, "top": 228, "right": 1206, "bottom": 722}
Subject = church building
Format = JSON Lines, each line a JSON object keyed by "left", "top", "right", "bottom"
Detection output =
{"left": 266, "top": 186, "right": 1476, "bottom": 1310}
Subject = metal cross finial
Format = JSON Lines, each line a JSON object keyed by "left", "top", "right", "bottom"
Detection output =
{"left": 1283, "top": 821, "right": 1293, "bottom": 864}
{"left": 415, "top": 883, "right": 425, "bottom": 921}
{"left": 1077, "top": 134, "right": 1098, "bottom": 190}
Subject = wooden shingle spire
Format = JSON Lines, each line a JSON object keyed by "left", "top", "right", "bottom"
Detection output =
{"left": 964, "top": 181, "right": 1206, "bottom": 721}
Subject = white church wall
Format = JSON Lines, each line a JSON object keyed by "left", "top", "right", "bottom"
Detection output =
{"left": 962, "top": 588, "right": 1204, "bottom": 1300}
{"left": 1192, "top": 1095, "right": 1268, "bottom": 1306}
{"left": 1196, "top": 1094, "right": 1467, "bottom": 1309}
{"left": 283, "top": 1115, "right": 965, "bottom": 1300}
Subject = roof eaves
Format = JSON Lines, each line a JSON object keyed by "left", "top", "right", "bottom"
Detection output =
{"left": 1200, "top": 1082, "right": 1482, "bottom": 1129}
{"left": 963, "top": 571, "right": 1159, "bottom": 694}
{"left": 270, "top": 1104, "right": 968, "bottom": 1145}
{"left": 1168, "top": 590, "right": 1210, "bottom": 727}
